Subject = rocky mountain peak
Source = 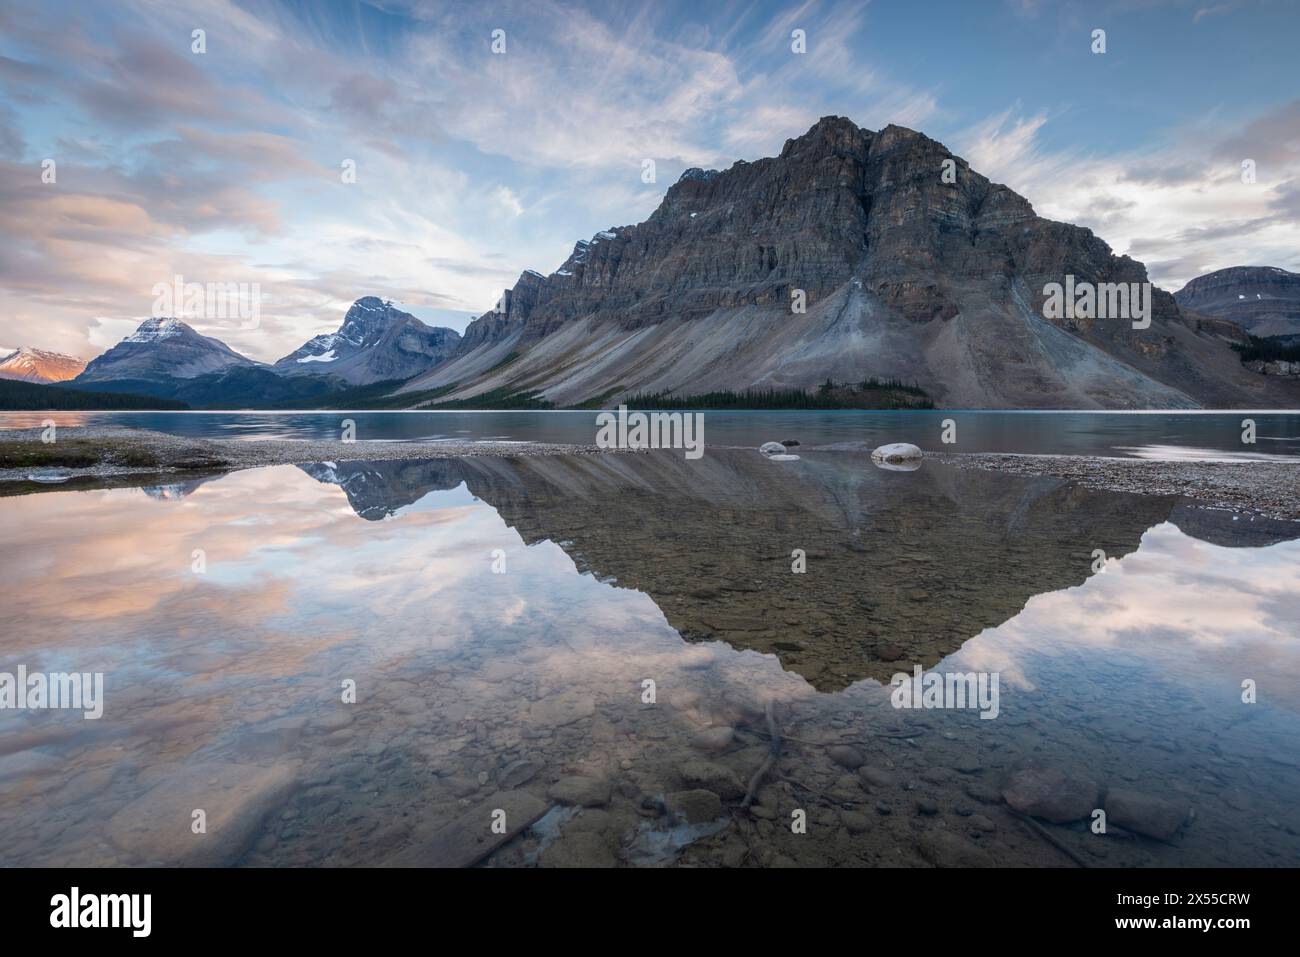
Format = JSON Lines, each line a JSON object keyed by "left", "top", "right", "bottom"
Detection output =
{"left": 780, "top": 114, "right": 873, "bottom": 159}
{"left": 274, "top": 297, "right": 461, "bottom": 385}
{"left": 395, "top": 115, "right": 1299, "bottom": 410}
{"left": 0, "top": 346, "right": 87, "bottom": 383}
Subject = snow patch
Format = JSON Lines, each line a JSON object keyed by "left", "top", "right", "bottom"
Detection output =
{"left": 126, "top": 318, "right": 184, "bottom": 343}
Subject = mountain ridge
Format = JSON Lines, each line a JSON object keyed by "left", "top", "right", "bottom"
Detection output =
{"left": 1174, "top": 266, "right": 1300, "bottom": 341}
{"left": 70, "top": 299, "right": 463, "bottom": 402}
{"left": 50, "top": 118, "right": 1300, "bottom": 410}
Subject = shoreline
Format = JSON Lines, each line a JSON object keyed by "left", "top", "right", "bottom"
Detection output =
{"left": 0, "top": 426, "right": 620, "bottom": 489}
{"left": 927, "top": 451, "right": 1299, "bottom": 522}
{"left": 1, "top": 426, "right": 1297, "bottom": 521}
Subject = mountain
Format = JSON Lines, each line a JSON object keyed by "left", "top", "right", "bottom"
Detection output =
{"left": 397, "top": 116, "right": 1299, "bottom": 410}
{"left": 75, "top": 318, "right": 258, "bottom": 385}
{"left": 0, "top": 347, "right": 86, "bottom": 383}
{"left": 275, "top": 297, "right": 461, "bottom": 386}
{"left": 1174, "top": 266, "right": 1300, "bottom": 340}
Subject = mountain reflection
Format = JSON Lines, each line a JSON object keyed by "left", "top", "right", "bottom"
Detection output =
{"left": 283, "top": 451, "right": 1299, "bottom": 690}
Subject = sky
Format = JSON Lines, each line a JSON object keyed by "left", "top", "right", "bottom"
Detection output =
{"left": 1, "top": 0, "right": 1298, "bottom": 362}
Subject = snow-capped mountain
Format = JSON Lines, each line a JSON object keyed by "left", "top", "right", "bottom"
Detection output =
{"left": 274, "top": 297, "right": 461, "bottom": 386}
{"left": 0, "top": 347, "right": 86, "bottom": 383}
{"left": 75, "top": 317, "right": 258, "bottom": 384}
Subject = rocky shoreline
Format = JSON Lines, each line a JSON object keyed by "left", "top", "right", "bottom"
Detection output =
{"left": 0, "top": 426, "right": 619, "bottom": 488}
{"left": 929, "top": 451, "right": 1300, "bottom": 522}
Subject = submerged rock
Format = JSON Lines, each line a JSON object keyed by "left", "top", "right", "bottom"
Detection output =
{"left": 106, "top": 761, "right": 298, "bottom": 866}
{"left": 859, "top": 767, "right": 893, "bottom": 790}
{"left": 498, "top": 759, "right": 542, "bottom": 789}
{"left": 679, "top": 759, "right": 745, "bottom": 800}
{"left": 1002, "top": 766, "right": 1099, "bottom": 823}
{"left": 539, "top": 831, "right": 617, "bottom": 868}
{"left": 548, "top": 776, "right": 612, "bottom": 808}
{"left": 828, "top": 745, "right": 866, "bottom": 770}
{"left": 665, "top": 789, "right": 724, "bottom": 823}
{"left": 385, "top": 790, "right": 549, "bottom": 867}
{"left": 1105, "top": 788, "right": 1189, "bottom": 841}
{"left": 917, "top": 828, "right": 991, "bottom": 867}
{"left": 691, "top": 726, "right": 735, "bottom": 753}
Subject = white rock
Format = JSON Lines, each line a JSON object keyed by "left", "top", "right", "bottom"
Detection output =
{"left": 759, "top": 441, "right": 799, "bottom": 461}
{"left": 871, "top": 443, "right": 923, "bottom": 471}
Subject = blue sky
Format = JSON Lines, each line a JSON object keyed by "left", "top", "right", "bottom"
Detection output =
{"left": 2, "top": 0, "right": 1298, "bottom": 361}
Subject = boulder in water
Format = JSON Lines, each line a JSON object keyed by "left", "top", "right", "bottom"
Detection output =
{"left": 871, "top": 443, "right": 922, "bottom": 471}
{"left": 1002, "top": 766, "right": 1099, "bottom": 823}
{"left": 759, "top": 441, "right": 800, "bottom": 461}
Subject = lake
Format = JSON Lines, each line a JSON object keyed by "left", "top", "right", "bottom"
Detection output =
{"left": 3, "top": 409, "right": 1300, "bottom": 460}
{"left": 1, "top": 437, "right": 1298, "bottom": 867}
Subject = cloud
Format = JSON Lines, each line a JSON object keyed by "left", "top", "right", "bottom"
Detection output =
{"left": 4, "top": 0, "right": 1291, "bottom": 361}
{"left": 952, "top": 100, "right": 1300, "bottom": 289}
{"left": 492, "top": 185, "right": 525, "bottom": 217}
{"left": 1193, "top": 3, "right": 1239, "bottom": 24}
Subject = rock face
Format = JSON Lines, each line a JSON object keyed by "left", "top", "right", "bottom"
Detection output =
{"left": 275, "top": 297, "right": 461, "bottom": 386}
{"left": 76, "top": 318, "right": 257, "bottom": 383}
{"left": 0, "top": 347, "right": 86, "bottom": 383}
{"left": 398, "top": 116, "right": 1300, "bottom": 410}
{"left": 1174, "top": 266, "right": 1300, "bottom": 340}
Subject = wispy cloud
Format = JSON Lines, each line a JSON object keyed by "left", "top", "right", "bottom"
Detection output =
{"left": 952, "top": 99, "right": 1300, "bottom": 289}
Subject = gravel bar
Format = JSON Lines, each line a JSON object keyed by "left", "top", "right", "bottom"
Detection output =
{"left": 0, "top": 425, "right": 623, "bottom": 485}
{"left": 929, "top": 450, "right": 1300, "bottom": 522}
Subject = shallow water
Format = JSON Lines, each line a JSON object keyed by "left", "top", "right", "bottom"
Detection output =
{"left": 1, "top": 450, "right": 1298, "bottom": 867}
{"left": 3, "top": 409, "right": 1300, "bottom": 460}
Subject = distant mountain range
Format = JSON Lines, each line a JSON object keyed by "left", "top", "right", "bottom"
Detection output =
{"left": 0, "top": 347, "right": 86, "bottom": 383}
{"left": 61, "top": 297, "right": 461, "bottom": 408}
{"left": 18, "top": 117, "right": 1300, "bottom": 411}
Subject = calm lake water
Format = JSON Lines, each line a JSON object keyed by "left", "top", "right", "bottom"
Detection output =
{"left": 4, "top": 409, "right": 1300, "bottom": 459}
{"left": 1, "top": 445, "right": 1298, "bottom": 867}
